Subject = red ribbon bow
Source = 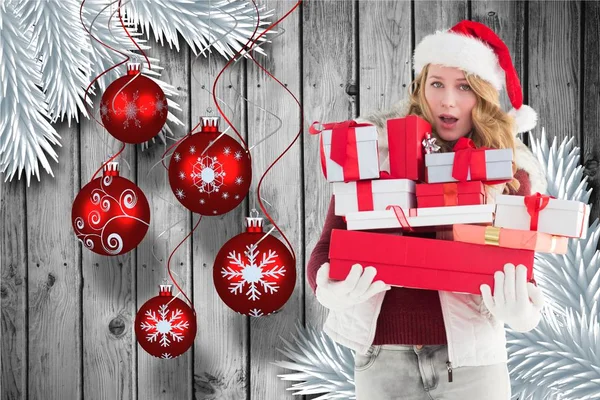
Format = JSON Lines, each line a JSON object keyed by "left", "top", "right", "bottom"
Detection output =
{"left": 309, "top": 120, "right": 373, "bottom": 181}
{"left": 523, "top": 192, "right": 552, "bottom": 231}
{"left": 452, "top": 137, "right": 485, "bottom": 182}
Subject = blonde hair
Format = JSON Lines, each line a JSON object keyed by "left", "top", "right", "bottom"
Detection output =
{"left": 407, "top": 63, "right": 519, "bottom": 194}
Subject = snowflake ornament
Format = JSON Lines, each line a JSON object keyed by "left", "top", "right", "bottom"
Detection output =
{"left": 168, "top": 116, "right": 252, "bottom": 215}
{"left": 213, "top": 216, "right": 296, "bottom": 316}
{"left": 140, "top": 304, "right": 190, "bottom": 347}
{"left": 116, "top": 90, "right": 147, "bottom": 129}
{"left": 222, "top": 245, "right": 286, "bottom": 302}
{"left": 191, "top": 155, "right": 225, "bottom": 194}
{"left": 153, "top": 93, "right": 168, "bottom": 117}
{"left": 135, "top": 285, "right": 196, "bottom": 359}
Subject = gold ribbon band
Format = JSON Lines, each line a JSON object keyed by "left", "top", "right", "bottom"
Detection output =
{"left": 484, "top": 226, "right": 501, "bottom": 246}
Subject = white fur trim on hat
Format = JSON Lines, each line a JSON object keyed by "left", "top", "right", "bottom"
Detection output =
{"left": 508, "top": 104, "right": 538, "bottom": 133}
{"left": 413, "top": 31, "right": 505, "bottom": 91}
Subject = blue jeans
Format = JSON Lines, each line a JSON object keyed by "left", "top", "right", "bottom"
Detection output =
{"left": 354, "top": 344, "right": 511, "bottom": 400}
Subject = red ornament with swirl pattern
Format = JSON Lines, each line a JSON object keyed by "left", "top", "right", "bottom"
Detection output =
{"left": 71, "top": 162, "right": 150, "bottom": 256}
{"left": 100, "top": 63, "right": 168, "bottom": 144}
{"left": 213, "top": 215, "right": 296, "bottom": 317}
{"left": 168, "top": 116, "right": 251, "bottom": 215}
{"left": 135, "top": 285, "right": 197, "bottom": 359}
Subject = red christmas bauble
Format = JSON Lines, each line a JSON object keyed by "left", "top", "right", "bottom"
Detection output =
{"left": 135, "top": 285, "right": 197, "bottom": 359}
{"left": 72, "top": 162, "right": 150, "bottom": 256}
{"left": 100, "top": 63, "right": 168, "bottom": 144}
{"left": 213, "top": 216, "right": 296, "bottom": 317}
{"left": 168, "top": 116, "right": 251, "bottom": 215}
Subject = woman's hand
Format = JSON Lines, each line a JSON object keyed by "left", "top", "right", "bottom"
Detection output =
{"left": 480, "top": 263, "right": 545, "bottom": 332}
{"left": 315, "top": 263, "right": 391, "bottom": 312}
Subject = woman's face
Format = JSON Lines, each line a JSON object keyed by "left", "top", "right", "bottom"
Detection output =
{"left": 424, "top": 64, "right": 477, "bottom": 143}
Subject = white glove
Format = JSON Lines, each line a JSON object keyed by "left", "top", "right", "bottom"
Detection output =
{"left": 315, "top": 262, "right": 391, "bottom": 312}
{"left": 480, "top": 263, "right": 545, "bottom": 332}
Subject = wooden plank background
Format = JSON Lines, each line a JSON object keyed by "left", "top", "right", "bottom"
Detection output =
{"left": 2, "top": 1, "right": 599, "bottom": 399}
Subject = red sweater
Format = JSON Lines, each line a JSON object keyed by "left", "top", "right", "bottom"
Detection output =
{"left": 307, "top": 170, "right": 532, "bottom": 345}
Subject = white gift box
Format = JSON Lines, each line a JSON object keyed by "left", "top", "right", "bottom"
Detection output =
{"left": 425, "top": 148, "right": 513, "bottom": 183}
{"left": 321, "top": 124, "right": 379, "bottom": 182}
{"left": 494, "top": 194, "right": 590, "bottom": 238}
{"left": 333, "top": 179, "right": 416, "bottom": 216}
{"left": 345, "top": 204, "right": 495, "bottom": 231}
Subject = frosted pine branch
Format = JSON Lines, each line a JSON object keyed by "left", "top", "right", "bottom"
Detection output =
{"left": 0, "top": 2, "right": 61, "bottom": 185}
{"left": 17, "top": 0, "right": 92, "bottom": 123}
{"left": 124, "top": 0, "right": 274, "bottom": 59}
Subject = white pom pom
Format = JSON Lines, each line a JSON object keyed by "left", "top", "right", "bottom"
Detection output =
{"left": 508, "top": 104, "right": 538, "bottom": 134}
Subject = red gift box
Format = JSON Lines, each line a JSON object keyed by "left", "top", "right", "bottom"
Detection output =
{"left": 328, "top": 229, "right": 535, "bottom": 295}
{"left": 416, "top": 181, "right": 485, "bottom": 208}
{"left": 386, "top": 116, "right": 430, "bottom": 181}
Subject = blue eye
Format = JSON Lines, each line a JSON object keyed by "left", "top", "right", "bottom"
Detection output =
{"left": 432, "top": 82, "right": 442, "bottom": 88}
{"left": 460, "top": 84, "right": 471, "bottom": 91}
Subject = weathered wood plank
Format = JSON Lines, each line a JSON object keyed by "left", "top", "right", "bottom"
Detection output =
{"left": 26, "top": 121, "right": 82, "bottom": 400}
{"left": 582, "top": 0, "right": 600, "bottom": 226}
{"left": 247, "top": 1, "right": 303, "bottom": 398}
{"left": 471, "top": 1, "right": 525, "bottom": 118}
{"left": 190, "top": 43, "right": 248, "bottom": 400}
{"left": 414, "top": 1, "right": 468, "bottom": 49}
{"left": 528, "top": 1, "right": 580, "bottom": 145}
{"left": 358, "top": 0, "right": 411, "bottom": 113}
{"left": 136, "top": 42, "right": 193, "bottom": 399}
{"left": 1, "top": 179, "right": 27, "bottom": 400}
{"left": 79, "top": 76, "right": 137, "bottom": 399}
{"left": 303, "top": 0, "right": 357, "bottom": 333}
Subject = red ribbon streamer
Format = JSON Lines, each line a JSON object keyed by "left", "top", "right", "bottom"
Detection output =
{"left": 386, "top": 205, "right": 414, "bottom": 232}
{"left": 524, "top": 192, "right": 552, "bottom": 231}
{"left": 356, "top": 181, "right": 374, "bottom": 211}
{"left": 442, "top": 183, "right": 458, "bottom": 206}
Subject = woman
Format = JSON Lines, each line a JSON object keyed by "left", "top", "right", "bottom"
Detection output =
{"left": 307, "top": 20, "right": 547, "bottom": 400}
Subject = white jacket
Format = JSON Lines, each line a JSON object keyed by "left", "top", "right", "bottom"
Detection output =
{"left": 322, "top": 100, "right": 547, "bottom": 369}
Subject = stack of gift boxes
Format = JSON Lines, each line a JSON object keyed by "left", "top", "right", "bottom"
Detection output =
{"left": 313, "top": 116, "right": 591, "bottom": 295}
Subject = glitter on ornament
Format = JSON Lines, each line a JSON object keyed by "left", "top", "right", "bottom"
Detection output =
{"left": 153, "top": 93, "right": 168, "bottom": 117}
{"left": 168, "top": 116, "right": 251, "bottom": 215}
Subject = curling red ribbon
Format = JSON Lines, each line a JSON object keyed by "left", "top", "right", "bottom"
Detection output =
{"left": 524, "top": 192, "right": 552, "bottom": 231}
{"left": 356, "top": 181, "right": 374, "bottom": 211}
{"left": 442, "top": 183, "right": 458, "bottom": 206}
{"left": 386, "top": 205, "right": 414, "bottom": 232}
{"left": 310, "top": 120, "right": 372, "bottom": 181}
{"left": 452, "top": 137, "right": 488, "bottom": 182}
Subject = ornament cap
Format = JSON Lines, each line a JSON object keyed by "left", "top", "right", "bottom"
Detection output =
{"left": 103, "top": 162, "right": 120, "bottom": 177}
{"left": 159, "top": 284, "right": 173, "bottom": 297}
{"left": 200, "top": 116, "right": 220, "bottom": 133}
{"left": 127, "top": 63, "right": 142, "bottom": 75}
{"left": 245, "top": 215, "right": 264, "bottom": 233}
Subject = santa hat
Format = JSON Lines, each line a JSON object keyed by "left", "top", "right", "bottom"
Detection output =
{"left": 413, "top": 20, "right": 537, "bottom": 134}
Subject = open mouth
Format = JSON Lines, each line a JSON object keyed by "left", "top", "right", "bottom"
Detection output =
{"left": 439, "top": 115, "right": 458, "bottom": 124}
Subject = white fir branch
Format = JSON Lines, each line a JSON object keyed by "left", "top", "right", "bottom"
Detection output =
{"left": 16, "top": 0, "right": 92, "bottom": 123}
{"left": 274, "top": 323, "right": 356, "bottom": 399}
{"left": 0, "top": 2, "right": 61, "bottom": 185}
{"left": 506, "top": 129, "right": 600, "bottom": 399}
{"left": 507, "top": 307, "right": 600, "bottom": 400}
{"left": 123, "top": 0, "right": 274, "bottom": 59}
